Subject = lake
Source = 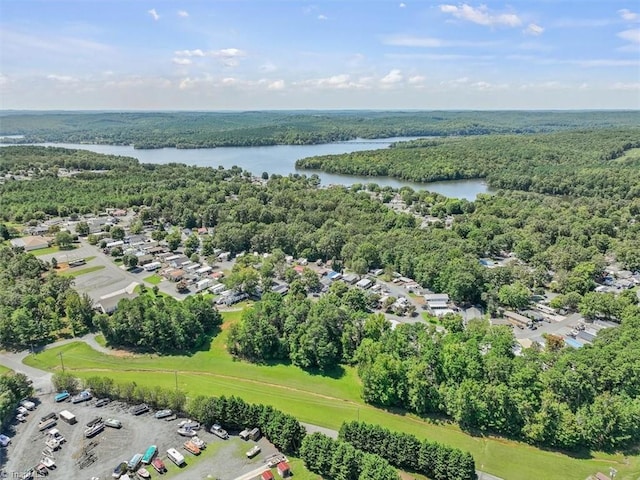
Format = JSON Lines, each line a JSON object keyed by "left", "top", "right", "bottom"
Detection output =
{"left": 19, "top": 138, "right": 490, "bottom": 200}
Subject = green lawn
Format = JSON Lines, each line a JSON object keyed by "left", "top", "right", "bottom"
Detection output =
{"left": 23, "top": 311, "right": 640, "bottom": 480}
{"left": 0, "top": 365, "right": 12, "bottom": 375}
{"left": 33, "top": 245, "right": 77, "bottom": 256}
{"left": 144, "top": 273, "right": 163, "bottom": 284}
{"left": 60, "top": 265, "right": 105, "bottom": 278}
{"left": 94, "top": 334, "right": 107, "bottom": 347}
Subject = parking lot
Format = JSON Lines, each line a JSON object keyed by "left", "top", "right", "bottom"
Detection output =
{"left": 2, "top": 392, "right": 280, "bottom": 480}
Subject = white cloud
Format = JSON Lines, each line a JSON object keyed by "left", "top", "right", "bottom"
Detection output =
{"left": 297, "top": 74, "right": 367, "bottom": 90}
{"left": 611, "top": 82, "right": 640, "bottom": 90}
{"left": 318, "top": 14, "right": 328, "bottom": 21}
{"left": 439, "top": 3, "right": 521, "bottom": 27}
{"left": 618, "top": 28, "right": 640, "bottom": 43}
{"left": 381, "top": 34, "right": 497, "bottom": 48}
{"left": 408, "top": 75, "right": 425, "bottom": 85}
{"left": 259, "top": 63, "right": 278, "bottom": 73}
{"left": 524, "top": 23, "right": 544, "bottom": 36}
{"left": 148, "top": 9, "right": 160, "bottom": 21}
{"left": 268, "top": 80, "right": 285, "bottom": 90}
{"left": 380, "top": 69, "right": 403, "bottom": 86}
{"left": 399, "top": 3, "right": 406, "bottom": 8}
{"left": 175, "top": 49, "right": 206, "bottom": 57}
{"left": 173, "top": 48, "right": 247, "bottom": 67}
{"left": 46, "top": 74, "right": 77, "bottom": 83}
{"left": 178, "top": 10, "right": 189, "bottom": 18}
{"left": 618, "top": 9, "right": 638, "bottom": 22}
{"left": 211, "top": 48, "right": 247, "bottom": 67}
{"left": 172, "top": 57, "right": 192, "bottom": 65}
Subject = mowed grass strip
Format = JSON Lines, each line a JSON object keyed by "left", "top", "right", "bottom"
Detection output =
{"left": 23, "top": 312, "right": 640, "bottom": 480}
{"left": 60, "top": 265, "right": 105, "bottom": 277}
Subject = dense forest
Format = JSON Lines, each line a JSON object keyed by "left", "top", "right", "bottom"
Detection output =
{"left": 0, "top": 247, "right": 94, "bottom": 348}
{"left": 297, "top": 128, "right": 640, "bottom": 198}
{"left": 0, "top": 373, "right": 33, "bottom": 428}
{"left": 95, "top": 294, "right": 222, "bottom": 353}
{"left": 1, "top": 110, "right": 638, "bottom": 148}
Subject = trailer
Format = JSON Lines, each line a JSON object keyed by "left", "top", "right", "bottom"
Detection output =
{"left": 59, "top": 410, "right": 77, "bottom": 425}
{"left": 167, "top": 448, "right": 186, "bottom": 467}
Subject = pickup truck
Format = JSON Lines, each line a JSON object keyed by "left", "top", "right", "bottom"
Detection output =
{"left": 54, "top": 390, "right": 70, "bottom": 402}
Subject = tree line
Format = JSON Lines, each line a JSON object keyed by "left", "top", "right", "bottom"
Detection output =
{"left": 0, "top": 373, "right": 34, "bottom": 429}
{"left": 300, "top": 432, "right": 400, "bottom": 480}
{"left": 339, "top": 421, "right": 476, "bottom": 480}
{"left": 3, "top": 110, "right": 638, "bottom": 149}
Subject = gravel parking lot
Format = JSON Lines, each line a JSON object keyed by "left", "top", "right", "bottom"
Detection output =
{"left": 2, "top": 393, "right": 280, "bottom": 480}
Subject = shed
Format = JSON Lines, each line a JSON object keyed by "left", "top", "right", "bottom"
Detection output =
{"left": 261, "top": 471, "right": 275, "bottom": 480}
{"left": 249, "top": 427, "right": 261, "bottom": 441}
{"left": 59, "top": 410, "right": 77, "bottom": 425}
{"left": 277, "top": 461, "right": 291, "bottom": 477}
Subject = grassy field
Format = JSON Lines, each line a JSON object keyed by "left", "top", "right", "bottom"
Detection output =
{"left": 60, "top": 265, "right": 105, "bottom": 278}
{"left": 144, "top": 273, "right": 163, "bottom": 284}
{"left": 33, "top": 245, "right": 76, "bottom": 256}
{"left": 23, "top": 311, "right": 640, "bottom": 480}
{"left": 0, "top": 364, "right": 12, "bottom": 375}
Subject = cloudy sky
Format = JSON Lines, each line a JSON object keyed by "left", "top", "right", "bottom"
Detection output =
{"left": 1, "top": 1, "right": 639, "bottom": 110}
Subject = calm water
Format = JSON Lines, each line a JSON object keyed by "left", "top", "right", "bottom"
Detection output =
{"left": 20, "top": 138, "right": 490, "bottom": 200}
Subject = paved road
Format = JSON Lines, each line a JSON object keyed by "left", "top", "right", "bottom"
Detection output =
{"left": 0, "top": 334, "right": 110, "bottom": 394}
{"left": 232, "top": 464, "right": 270, "bottom": 480}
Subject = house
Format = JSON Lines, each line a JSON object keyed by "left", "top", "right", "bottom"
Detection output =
{"left": 277, "top": 461, "right": 291, "bottom": 478}
{"left": 271, "top": 284, "right": 289, "bottom": 295}
{"left": 577, "top": 328, "right": 598, "bottom": 343}
{"left": 96, "top": 292, "right": 137, "bottom": 314}
{"left": 167, "top": 269, "right": 186, "bottom": 282}
{"left": 136, "top": 254, "right": 154, "bottom": 266}
{"left": 424, "top": 293, "right": 453, "bottom": 317}
{"left": 342, "top": 273, "right": 358, "bottom": 285}
{"left": 261, "top": 471, "right": 275, "bottom": 480}
{"left": 356, "top": 278, "right": 373, "bottom": 289}
{"left": 10, "top": 235, "right": 51, "bottom": 251}
{"left": 326, "top": 270, "right": 342, "bottom": 281}
{"left": 503, "top": 311, "right": 531, "bottom": 329}
{"left": 293, "top": 265, "right": 305, "bottom": 275}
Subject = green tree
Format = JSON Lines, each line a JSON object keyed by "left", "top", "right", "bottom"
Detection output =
{"left": 75, "top": 221, "right": 90, "bottom": 236}
{"left": 55, "top": 230, "right": 74, "bottom": 249}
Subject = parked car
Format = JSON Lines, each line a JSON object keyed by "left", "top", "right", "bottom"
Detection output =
{"left": 154, "top": 409, "right": 173, "bottom": 419}
{"left": 54, "top": 390, "right": 70, "bottom": 402}
{"left": 16, "top": 406, "right": 29, "bottom": 415}
{"left": 95, "top": 398, "right": 110, "bottom": 407}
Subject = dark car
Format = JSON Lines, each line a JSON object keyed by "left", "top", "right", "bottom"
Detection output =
{"left": 95, "top": 398, "right": 110, "bottom": 407}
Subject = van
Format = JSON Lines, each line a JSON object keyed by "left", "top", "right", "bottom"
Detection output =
{"left": 167, "top": 448, "right": 186, "bottom": 467}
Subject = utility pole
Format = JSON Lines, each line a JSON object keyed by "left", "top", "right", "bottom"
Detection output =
{"left": 59, "top": 352, "right": 65, "bottom": 372}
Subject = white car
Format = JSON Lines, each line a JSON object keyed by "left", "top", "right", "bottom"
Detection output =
{"left": 16, "top": 406, "right": 29, "bottom": 415}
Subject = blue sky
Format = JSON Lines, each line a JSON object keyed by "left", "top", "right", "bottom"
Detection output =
{"left": 1, "top": 1, "right": 638, "bottom": 109}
